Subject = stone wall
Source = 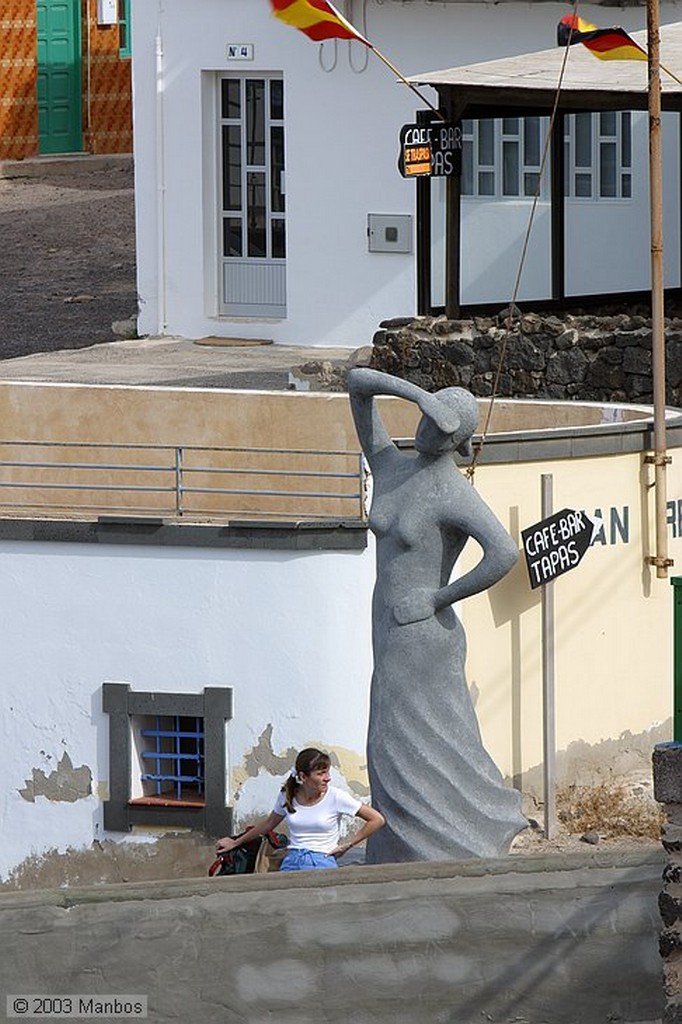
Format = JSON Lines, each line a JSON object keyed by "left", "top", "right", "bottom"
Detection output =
{"left": 654, "top": 743, "right": 682, "bottom": 1024}
{"left": 370, "top": 311, "right": 682, "bottom": 406}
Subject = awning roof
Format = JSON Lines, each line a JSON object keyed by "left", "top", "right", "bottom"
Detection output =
{"left": 410, "top": 22, "right": 682, "bottom": 115}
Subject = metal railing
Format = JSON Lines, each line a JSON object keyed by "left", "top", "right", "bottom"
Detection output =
{"left": 0, "top": 440, "right": 366, "bottom": 523}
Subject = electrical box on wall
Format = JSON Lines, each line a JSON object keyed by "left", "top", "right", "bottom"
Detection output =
{"left": 367, "top": 214, "right": 413, "bottom": 254}
{"left": 97, "top": 0, "right": 118, "bottom": 25}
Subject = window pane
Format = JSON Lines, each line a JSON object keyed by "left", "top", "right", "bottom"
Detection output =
{"left": 600, "top": 141, "right": 617, "bottom": 197}
{"left": 461, "top": 140, "right": 473, "bottom": 195}
{"left": 462, "top": 119, "right": 473, "bottom": 136}
{"left": 575, "top": 172, "right": 592, "bottom": 197}
{"left": 503, "top": 140, "right": 519, "bottom": 196}
{"left": 221, "top": 79, "right": 241, "bottom": 119}
{"left": 600, "top": 111, "right": 617, "bottom": 136}
{"left": 575, "top": 113, "right": 592, "bottom": 167}
{"left": 502, "top": 118, "right": 519, "bottom": 135}
{"left": 222, "top": 125, "right": 241, "bottom": 211}
{"left": 270, "top": 126, "right": 285, "bottom": 213}
{"left": 478, "top": 170, "right": 495, "bottom": 196}
{"left": 622, "top": 173, "right": 632, "bottom": 198}
{"left": 524, "top": 171, "right": 540, "bottom": 197}
{"left": 524, "top": 117, "right": 541, "bottom": 166}
{"left": 223, "top": 218, "right": 242, "bottom": 257}
{"left": 270, "top": 80, "right": 284, "bottom": 121}
{"left": 478, "top": 120, "right": 494, "bottom": 165}
{"left": 247, "top": 172, "right": 266, "bottom": 256}
{"left": 271, "top": 219, "right": 286, "bottom": 259}
{"left": 245, "top": 80, "right": 265, "bottom": 165}
{"left": 621, "top": 112, "right": 632, "bottom": 168}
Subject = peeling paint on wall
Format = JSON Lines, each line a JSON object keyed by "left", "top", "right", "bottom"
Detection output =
{"left": 0, "top": 834, "right": 216, "bottom": 891}
{"left": 234, "top": 725, "right": 370, "bottom": 799}
{"left": 19, "top": 752, "right": 92, "bottom": 804}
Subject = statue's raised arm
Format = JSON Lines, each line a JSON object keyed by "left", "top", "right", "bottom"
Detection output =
{"left": 347, "top": 367, "right": 465, "bottom": 466}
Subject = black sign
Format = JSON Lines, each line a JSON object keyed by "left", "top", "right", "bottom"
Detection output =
{"left": 521, "top": 508, "right": 594, "bottom": 589}
{"left": 398, "top": 122, "right": 462, "bottom": 179}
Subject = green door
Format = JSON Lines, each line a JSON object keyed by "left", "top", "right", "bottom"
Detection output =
{"left": 37, "top": 0, "right": 82, "bottom": 154}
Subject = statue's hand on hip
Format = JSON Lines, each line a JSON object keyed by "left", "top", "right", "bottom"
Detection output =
{"left": 393, "top": 589, "right": 436, "bottom": 625}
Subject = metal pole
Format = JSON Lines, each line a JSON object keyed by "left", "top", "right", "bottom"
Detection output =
{"left": 541, "top": 473, "right": 556, "bottom": 839}
{"left": 156, "top": 12, "right": 168, "bottom": 336}
{"left": 647, "top": 0, "right": 673, "bottom": 578}
{"left": 175, "top": 446, "right": 183, "bottom": 516}
{"left": 416, "top": 111, "right": 433, "bottom": 315}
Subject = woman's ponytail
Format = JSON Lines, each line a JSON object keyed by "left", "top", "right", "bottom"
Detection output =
{"left": 280, "top": 747, "right": 331, "bottom": 814}
{"left": 281, "top": 772, "right": 298, "bottom": 814}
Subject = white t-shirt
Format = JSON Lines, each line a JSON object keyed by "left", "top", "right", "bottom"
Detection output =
{"left": 273, "top": 786, "right": 362, "bottom": 854}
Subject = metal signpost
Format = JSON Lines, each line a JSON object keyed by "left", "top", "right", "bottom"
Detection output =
{"left": 521, "top": 482, "right": 598, "bottom": 838}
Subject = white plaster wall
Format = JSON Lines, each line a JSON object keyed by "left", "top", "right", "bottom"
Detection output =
{"left": 132, "top": 0, "right": 682, "bottom": 346}
{"left": 0, "top": 540, "right": 373, "bottom": 881}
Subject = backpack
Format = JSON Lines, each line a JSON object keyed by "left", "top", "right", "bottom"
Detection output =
{"left": 208, "top": 829, "right": 288, "bottom": 877}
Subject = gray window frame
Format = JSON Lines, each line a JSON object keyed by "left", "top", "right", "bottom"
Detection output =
{"left": 103, "top": 682, "right": 233, "bottom": 836}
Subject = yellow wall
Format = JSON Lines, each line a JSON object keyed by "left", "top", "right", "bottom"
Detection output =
{"left": 464, "top": 451, "right": 678, "bottom": 787}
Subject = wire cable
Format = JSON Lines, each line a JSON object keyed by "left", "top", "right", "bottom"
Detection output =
{"left": 465, "top": 1, "right": 581, "bottom": 482}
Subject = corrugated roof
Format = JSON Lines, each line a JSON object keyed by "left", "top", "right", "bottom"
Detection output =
{"left": 410, "top": 22, "right": 682, "bottom": 112}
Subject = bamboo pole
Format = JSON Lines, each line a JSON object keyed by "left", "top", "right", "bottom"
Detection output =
{"left": 541, "top": 474, "right": 556, "bottom": 840}
{"left": 647, "top": 0, "right": 672, "bottom": 578}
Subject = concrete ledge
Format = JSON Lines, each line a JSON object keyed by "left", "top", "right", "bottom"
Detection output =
{"left": 0, "top": 846, "right": 663, "bottom": 909}
{"left": 395, "top": 409, "right": 682, "bottom": 466}
{"left": 0, "top": 517, "right": 368, "bottom": 551}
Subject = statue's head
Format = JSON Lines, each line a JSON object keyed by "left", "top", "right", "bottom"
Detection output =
{"left": 414, "top": 387, "right": 479, "bottom": 457}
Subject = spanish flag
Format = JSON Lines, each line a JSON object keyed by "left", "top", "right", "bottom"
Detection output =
{"left": 557, "top": 14, "right": 647, "bottom": 62}
{"left": 270, "top": 0, "right": 372, "bottom": 46}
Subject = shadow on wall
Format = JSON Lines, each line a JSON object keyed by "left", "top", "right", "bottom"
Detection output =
{"left": 518, "top": 719, "right": 673, "bottom": 802}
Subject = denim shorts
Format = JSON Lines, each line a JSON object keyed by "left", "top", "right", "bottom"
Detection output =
{"left": 279, "top": 848, "right": 338, "bottom": 872}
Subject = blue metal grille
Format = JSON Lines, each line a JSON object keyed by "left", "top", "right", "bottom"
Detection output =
{"left": 140, "top": 716, "right": 205, "bottom": 800}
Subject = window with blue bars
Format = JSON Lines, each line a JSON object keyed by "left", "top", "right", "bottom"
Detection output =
{"left": 103, "top": 683, "right": 232, "bottom": 835}
{"left": 137, "top": 715, "right": 205, "bottom": 804}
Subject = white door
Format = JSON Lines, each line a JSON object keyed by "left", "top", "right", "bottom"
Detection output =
{"left": 219, "top": 75, "right": 286, "bottom": 318}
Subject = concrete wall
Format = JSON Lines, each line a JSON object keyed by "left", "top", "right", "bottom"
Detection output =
{"left": 0, "top": 850, "right": 665, "bottom": 1024}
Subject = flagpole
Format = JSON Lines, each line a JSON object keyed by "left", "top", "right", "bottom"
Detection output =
{"left": 370, "top": 46, "right": 446, "bottom": 122}
{"left": 646, "top": 0, "right": 672, "bottom": 578}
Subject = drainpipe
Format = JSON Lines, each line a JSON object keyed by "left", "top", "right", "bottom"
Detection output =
{"left": 156, "top": 14, "right": 168, "bottom": 335}
{"left": 646, "top": 0, "right": 673, "bottom": 578}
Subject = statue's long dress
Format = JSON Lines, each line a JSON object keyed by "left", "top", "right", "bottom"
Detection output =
{"left": 364, "top": 459, "right": 527, "bottom": 864}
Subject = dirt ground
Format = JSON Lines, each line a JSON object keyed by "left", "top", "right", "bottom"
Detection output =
{"left": 0, "top": 160, "right": 137, "bottom": 360}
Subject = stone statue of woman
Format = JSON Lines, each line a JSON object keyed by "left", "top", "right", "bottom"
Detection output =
{"left": 348, "top": 368, "right": 527, "bottom": 863}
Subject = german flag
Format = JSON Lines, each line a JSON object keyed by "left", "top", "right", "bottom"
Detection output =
{"left": 270, "top": 0, "right": 372, "bottom": 46}
{"left": 557, "top": 14, "right": 647, "bottom": 62}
